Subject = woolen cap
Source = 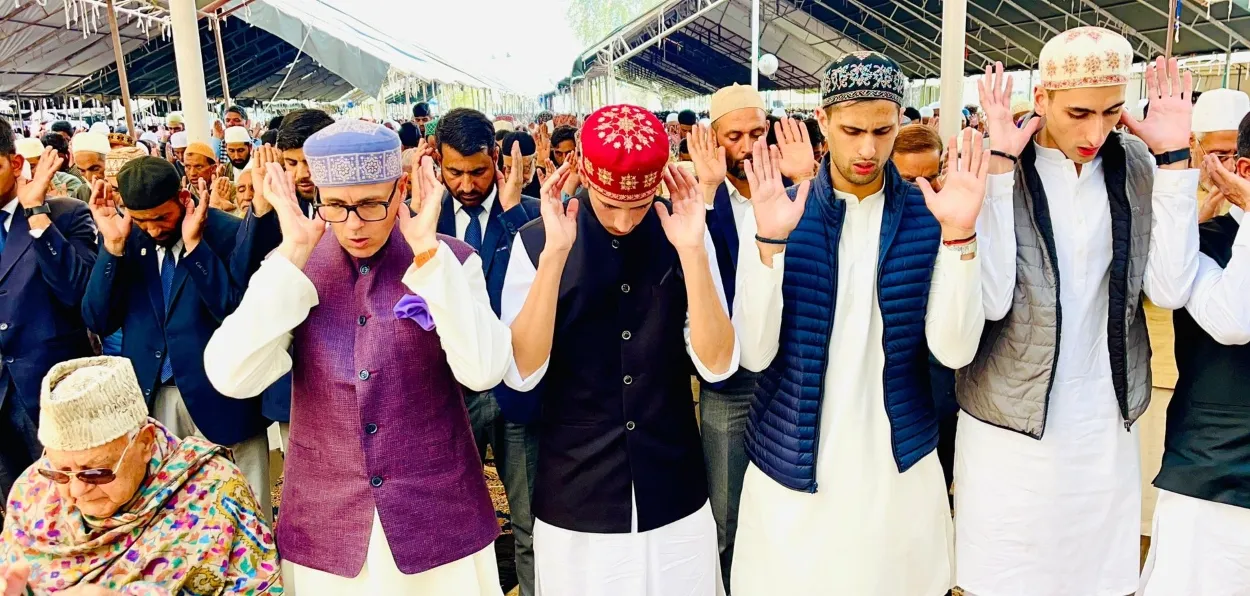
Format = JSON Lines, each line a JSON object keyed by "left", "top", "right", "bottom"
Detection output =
{"left": 711, "top": 84, "right": 766, "bottom": 123}
{"left": 1039, "top": 27, "right": 1132, "bottom": 90}
{"left": 39, "top": 357, "right": 148, "bottom": 451}
{"left": 116, "top": 156, "right": 181, "bottom": 210}
{"left": 72, "top": 132, "right": 110, "bottom": 155}
{"left": 579, "top": 104, "right": 668, "bottom": 203}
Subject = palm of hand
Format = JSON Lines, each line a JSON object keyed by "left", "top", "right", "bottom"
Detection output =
{"left": 925, "top": 170, "right": 984, "bottom": 230}
{"left": 694, "top": 151, "right": 726, "bottom": 183}
{"left": 543, "top": 202, "right": 576, "bottom": 249}
{"left": 778, "top": 141, "right": 814, "bottom": 179}
{"left": 661, "top": 201, "right": 705, "bottom": 249}
{"left": 1134, "top": 102, "right": 1190, "bottom": 151}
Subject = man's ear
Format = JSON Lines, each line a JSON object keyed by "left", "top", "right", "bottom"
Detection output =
{"left": 1235, "top": 156, "right": 1250, "bottom": 180}
{"left": 10, "top": 154, "right": 25, "bottom": 175}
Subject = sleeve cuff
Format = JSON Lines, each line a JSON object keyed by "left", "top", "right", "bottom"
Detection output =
{"left": 1153, "top": 168, "right": 1200, "bottom": 194}
{"left": 28, "top": 226, "right": 46, "bottom": 239}
{"left": 505, "top": 356, "right": 549, "bottom": 391}
{"left": 401, "top": 241, "right": 455, "bottom": 289}
{"left": 986, "top": 172, "right": 1015, "bottom": 200}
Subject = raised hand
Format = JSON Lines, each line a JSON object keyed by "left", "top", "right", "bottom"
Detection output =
{"left": 656, "top": 163, "right": 709, "bottom": 252}
{"left": 497, "top": 142, "right": 525, "bottom": 211}
{"left": 209, "top": 176, "right": 235, "bottom": 211}
{"left": 87, "top": 179, "right": 131, "bottom": 256}
{"left": 266, "top": 162, "right": 324, "bottom": 268}
{"left": 688, "top": 123, "right": 727, "bottom": 192}
{"left": 249, "top": 145, "right": 285, "bottom": 216}
{"left": 399, "top": 156, "right": 442, "bottom": 256}
{"left": 212, "top": 119, "right": 225, "bottom": 140}
{"left": 774, "top": 118, "right": 815, "bottom": 181}
{"left": 744, "top": 137, "right": 808, "bottom": 242}
{"left": 17, "top": 147, "right": 64, "bottom": 209}
{"left": 181, "top": 190, "right": 210, "bottom": 254}
{"left": 1120, "top": 57, "right": 1193, "bottom": 155}
{"left": 1204, "top": 154, "right": 1250, "bottom": 211}
{"left": 919, "top": 128, "right": 991, "bottom": 240}
{"left": 539, "top": 161, "right": 578, "bottom": 254}
{"left": 978, "top": 61, "right": 1040, "bottom": 169}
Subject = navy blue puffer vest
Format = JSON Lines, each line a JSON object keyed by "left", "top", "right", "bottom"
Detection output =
{"left": 745, "top": 159, "right": 943, "bottom": 492}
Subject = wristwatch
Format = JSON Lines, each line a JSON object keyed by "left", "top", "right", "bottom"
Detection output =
{"left": 23, "top": 203, "right": 51, "bottom": 219}
{"left": 942, "top": 235, "right": 978, "bottom": 261}
{"left": 1154, "top": 147, "right": 1191, "bottom": 167}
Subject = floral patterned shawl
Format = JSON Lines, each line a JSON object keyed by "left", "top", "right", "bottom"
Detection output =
{"left": 1, "top": 421, "right": 282, "bottom": 595}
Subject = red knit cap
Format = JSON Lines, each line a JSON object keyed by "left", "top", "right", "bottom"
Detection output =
{"left": 579, "top": 104, "right": 668, "bottom": 203}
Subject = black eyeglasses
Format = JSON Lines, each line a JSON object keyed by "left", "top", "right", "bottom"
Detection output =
{"left": 314, "top": 180, "right": 398, "bottom": 223}
{"left": 38, "top": 432, "right": 138, "bottom": 486}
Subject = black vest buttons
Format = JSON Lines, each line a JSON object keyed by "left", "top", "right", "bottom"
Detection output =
{"left": 622, "top": 330, "right": 632, "bottom": 340}
{"left": 626, "top": 421, "right": 636, "bottom": 430}
{"left": 358, "top": 369, "right": 371, "bottom": 380}
{"left": 360, "top": 265, "right": 371, "bottom": 275}
{"left": 365, "top": 423, "right": 378, "bottom": 434}
{"left": 155, "top": 350, "right": 163, "bottom": 358}
{"left": 0, "top": 323, "right": 8, "bottom": 331}
{"left": 623, "top": 375, "right": 633, "bottom": 385}
{"left": 358, "top": 315, "right": 367, "bottom": 326}
{"left": 611, "top": 239, "right": 620, "bottom": 249}
{"left": 370, "top": 476, "right": 383, "bottom": 487}
{"left": 621, "top": 284, "right": 630, "bottom": 293}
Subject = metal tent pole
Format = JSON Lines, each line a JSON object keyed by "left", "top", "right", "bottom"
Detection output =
{"left": 212, "top": 14, "right": 232, "bottom": 105}
{"left": 750, "top": 0, "right": 760, "bottom": 89}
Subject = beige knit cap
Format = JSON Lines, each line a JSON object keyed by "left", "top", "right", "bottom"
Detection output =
{"left": 39, "top": 357, "right": 148, "bottom": 451}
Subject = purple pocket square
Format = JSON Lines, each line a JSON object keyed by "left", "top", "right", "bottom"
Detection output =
{"left": 394, "top": 294, "right": 436, "bottom": 331}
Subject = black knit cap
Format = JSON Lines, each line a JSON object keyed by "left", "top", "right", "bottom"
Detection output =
{"left": 677, "top": 109, "right": 698, "bottom": 126}
{"left": 117, "top": 156, "right": 182, "bottom": 210}
{"left": 820, "top": 51, "right": 906, "bottom": 108}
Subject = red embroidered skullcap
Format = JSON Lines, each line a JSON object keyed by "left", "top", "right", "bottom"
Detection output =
{"left": 579, "top": 104, "right": 668, "bottom": 203}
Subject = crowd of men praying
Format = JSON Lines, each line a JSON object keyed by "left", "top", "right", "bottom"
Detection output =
{"left": 0, "top": 25, "right": 1248, "bottom": 596}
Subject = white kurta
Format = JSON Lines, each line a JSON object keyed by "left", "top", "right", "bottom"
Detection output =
{"left": 1139, "top": 206, "right": 1250, "bottom": 595}
{"left": 203, "top": 241, "right": 512, "bottom": 595}
{"left": 729, "top": 186, "right": 985, "bottom": 596}
{"left": 499, "top": 229, "right": 739, "bottom": 596}
{"left": 958, "top": 143, "right": 1199, "bottom": 596}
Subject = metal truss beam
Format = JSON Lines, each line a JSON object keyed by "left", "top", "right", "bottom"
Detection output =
{"left": 805, "top": 0, "right": 939, "bottom": 77}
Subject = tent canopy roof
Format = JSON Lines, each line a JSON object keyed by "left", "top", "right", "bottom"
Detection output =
{"left": 573, "top": 0, "right": 1250, "bottom": 94}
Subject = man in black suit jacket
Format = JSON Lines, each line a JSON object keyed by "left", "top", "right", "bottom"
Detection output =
{"left": 80, "top": 157, "right": 271, "bottom": 520}
{"left": 434, "top": 107, "right": 542, "bottom": 595}
{"left": 0, "top": 122, "right": 97, "bottom": 500}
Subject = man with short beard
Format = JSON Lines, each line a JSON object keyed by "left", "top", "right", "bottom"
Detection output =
{"left": 1190, "top": 89, "right": 1250, "bottom": 223}
{"left": 224, "top": 126, "right": 253, "bottom": 182}
{"left": 958, "top": 29, "right": 1201, "bottom": 595}
{"left": 278, "top": 110, "right": 335, "bottom": 206}
{"left": 687, "top": 83, "right": 814, "bottom": 592}
{"left": 71, "top": 132, "right": 110, "bottom": 202}
{"left": 433, "top": 107, "right": 542, "bottom": 595}
{"left": 730, "top": 52, "right": 988, "bottom": 595}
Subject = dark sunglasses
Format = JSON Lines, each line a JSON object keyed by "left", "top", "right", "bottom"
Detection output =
{"left": 37, "top": 431, "right": 138, "bottom": 485}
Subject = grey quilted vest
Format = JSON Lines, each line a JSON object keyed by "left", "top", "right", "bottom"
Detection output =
{"left": 957, "top": 132, "right": 1154, "bottom": 438}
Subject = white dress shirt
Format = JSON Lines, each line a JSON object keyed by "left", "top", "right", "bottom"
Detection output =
{"left": 2, "top": 198, "right": 16, "bottom": 233}
{"left": 730, "top": 186, "right": 983, "bottom": 595}
{"left": 500, "top": 229, "right": 740, "bottom": 390}
{"left": 958, "top": 143, "right": 1200, "bottom": 596}
{"left": 1184, "top": 205, "right": 1250, "bottom": 344}
{"left": 454, "top": 189, "right": 496, "bottom": 241}
{"left": 204, "top": 240, "right": 512, "bottom": 399}
{"left": 155, "top": 239, "right": 184, "bottom": 271}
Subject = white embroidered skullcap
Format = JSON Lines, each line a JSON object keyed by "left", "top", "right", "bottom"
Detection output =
{"left": 1039, "top": 27, "right": 1133, "bottom": 90}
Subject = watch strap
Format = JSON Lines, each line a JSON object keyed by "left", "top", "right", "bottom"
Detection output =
{"left": 1154, "top": 147, "right": 1191, "bottom": 167}
{"left": 23, "top": 203, "right": 51, "bottom": 218}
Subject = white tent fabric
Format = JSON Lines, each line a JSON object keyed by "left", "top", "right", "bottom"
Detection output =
{"left": 237, "top": 0, "right": 512, "bottom": 97}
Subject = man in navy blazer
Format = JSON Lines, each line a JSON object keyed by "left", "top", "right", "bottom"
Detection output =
{"left": 433, "top": 107, "right": 541, "bottom": 595}
{"left": 80, "top": 157, "right": 271, "bottom": 519}
{"left": 0, "top": 124, "right": 97, "bottom": 500}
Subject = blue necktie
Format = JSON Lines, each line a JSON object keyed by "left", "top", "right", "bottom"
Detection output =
{"left": 463, "top": 204, "right": 485, "bottom": 251}
{"left": 159, "top": 250, "right": 176, "bottom": 383}
{"left": 0, "top": 211, "right": 8, "bottom": 255}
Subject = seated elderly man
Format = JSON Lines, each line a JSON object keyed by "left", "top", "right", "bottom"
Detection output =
{"left": 0, "top": 356, "right": 283, "bottom": 595}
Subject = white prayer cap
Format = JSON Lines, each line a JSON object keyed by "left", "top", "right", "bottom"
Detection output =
{"left": 89, "top": 122, "right": 110, "bottom": 135}
{"left": 770, "top": 107, "right": 787, "bottom": 119}
{"left": 919, "top": 106, "right": 935, "bottom": 118}
{"left": 494, "top": 120, "right": 516, "bottom": 133}
{"left": 166, "top": 112, "right": 184, "bottom": 126}
{"left": 1192, "top": 88, "right": 1250, "bottom": 133}
{"left": 72, "top": 132, "right": 110, "bottom": 156}
{"left": 139, "top": 131, "right": 160, "bottom": 144}
{"left": 15, "top": 137, "right": 43, "bottom": 160}
{"left": 698, "top": 117, "right": 711, "bottom": 126}
{"left": 170, "top": 131, "right": 189, "bottom": 149}
{"left": 1039, "top": 27, "right": 1132, "bottom": 90}
{"left": 224, "top": 126, "right": 252, "bottom": 144}
{"left": 665, "top": 113, "right": 679, "bottom": 123}
{"left": 39, "top": 356, "right": 148, "bottom": 452}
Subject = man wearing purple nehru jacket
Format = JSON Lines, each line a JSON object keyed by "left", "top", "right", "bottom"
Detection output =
{"left": 204, "top": 119, "right": 511, "bottom": 595}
